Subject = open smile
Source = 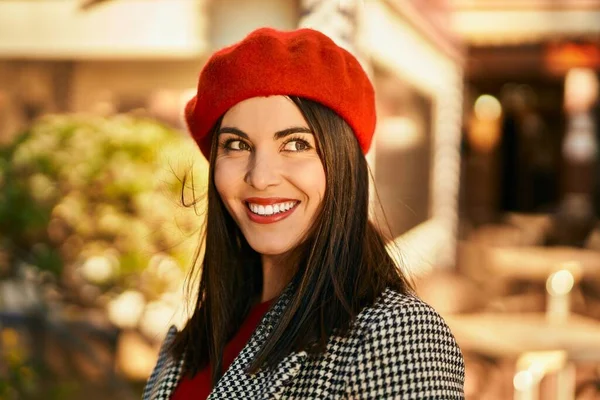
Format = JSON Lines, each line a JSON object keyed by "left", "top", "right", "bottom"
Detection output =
{"left": 244, "top": 197, "right": 300, "bottom": 224}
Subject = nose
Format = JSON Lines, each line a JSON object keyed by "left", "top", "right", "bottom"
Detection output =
{"left": 244, "top": 149, "right": 282, "bottom": 190}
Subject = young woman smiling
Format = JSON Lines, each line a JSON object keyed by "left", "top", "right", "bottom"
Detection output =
{"left": 143, "top": 28, "right": 465, "bottom": 400}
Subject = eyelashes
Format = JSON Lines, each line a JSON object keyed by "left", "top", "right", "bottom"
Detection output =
{"left": 281, "top": 135, "right": 313, "bottom": 152}
{"left": 218, "top": 135, "right": 314, "bottom": 153}
{"left": 219, "top": 137, "right": 250, "bottom": 152}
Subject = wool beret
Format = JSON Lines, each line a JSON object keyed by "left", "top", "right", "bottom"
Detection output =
{"left": 184, "top": 27, "right": 376, "bottom": 159}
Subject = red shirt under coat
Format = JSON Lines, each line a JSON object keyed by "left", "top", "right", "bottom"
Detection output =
{"left": 170, "top": 299, "right": 273, "bottom": 400}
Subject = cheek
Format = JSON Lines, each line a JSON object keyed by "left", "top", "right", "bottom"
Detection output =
{"left": 214, "top": 159, "right": 243, "bottom": 203}
{"left": 289, "top": 159, "right": 326, "bottom": 205}
{"left": 213, "top": 163, "right": 227, "bottom": 199}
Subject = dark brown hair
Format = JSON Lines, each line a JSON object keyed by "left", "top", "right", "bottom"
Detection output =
{"left": 170, "top": 97, "right": 413, "bottom": 386}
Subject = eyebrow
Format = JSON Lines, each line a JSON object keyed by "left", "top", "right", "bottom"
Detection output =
{"left": 217, "top": 126, "right": 313, "bottom": 140}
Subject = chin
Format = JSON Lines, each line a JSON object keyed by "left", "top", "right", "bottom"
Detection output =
{"left": 246, "top": 239, "right": 296, "bottom": 257}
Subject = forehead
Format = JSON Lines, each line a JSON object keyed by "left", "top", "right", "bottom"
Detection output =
{"left": 221, "top": 96, "right": 308, "bottom": 134}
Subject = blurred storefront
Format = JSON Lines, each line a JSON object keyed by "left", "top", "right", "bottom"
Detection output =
{"left": 449, "top": 1, "right": 600, "bottom": 398}
{"left": 361, "top": 0, "right": 464, "bottom": 272}
{"left": 453, "top": 0, "right": 600, "bottom": 229}
{"left": 0, "top": 0, "right": 210, "bottom": 142}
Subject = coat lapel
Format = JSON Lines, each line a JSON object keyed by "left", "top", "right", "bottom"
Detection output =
{"left": 151, "top": 282, "right": 308, "bottom": 400}
{"left": 207, "top": 283, "right": 309, "bottom": 399}
{"left": 149, "top": 348, "right": 184, "bottom": 400}
{"left": 263, "top": 350, "right": 308, "bottom": 399}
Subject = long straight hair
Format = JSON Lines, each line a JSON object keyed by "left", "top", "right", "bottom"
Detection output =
{"left": 170, "top": 96, "right": 413, "bottom": 386}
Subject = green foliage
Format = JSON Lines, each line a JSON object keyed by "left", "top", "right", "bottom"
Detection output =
{"left": 0, "top": 114, "right": 207, "bottom": 296}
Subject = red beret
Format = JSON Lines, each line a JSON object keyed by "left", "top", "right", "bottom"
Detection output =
{"left": 184, "top": 27, "right": 376, "bottom": 159}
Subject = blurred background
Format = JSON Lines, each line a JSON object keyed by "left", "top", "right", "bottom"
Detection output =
{"left": 0, "top": 0, "right": 598, "bottom": 399}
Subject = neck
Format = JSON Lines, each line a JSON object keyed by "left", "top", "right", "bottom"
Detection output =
{"left": 260, "top": 253, "right": 294, "bottom": 303}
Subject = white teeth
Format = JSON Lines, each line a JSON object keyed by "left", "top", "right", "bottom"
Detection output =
{"left": 247, "top": 201, "right": 297, "bottom": 216}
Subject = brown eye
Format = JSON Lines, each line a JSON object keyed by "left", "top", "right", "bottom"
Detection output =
{"left": 228, "top": 140, "right": 250, "bottom": 151}
{"left": 282, "top": 139, "right": 310, "bottom": 152}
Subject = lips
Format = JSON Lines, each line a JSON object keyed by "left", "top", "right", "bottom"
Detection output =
{"left": 244, "top": 197, "right": 300, "bottom": 224}
{"left": 244, "top": 197, "right": 297, "bottom": 205}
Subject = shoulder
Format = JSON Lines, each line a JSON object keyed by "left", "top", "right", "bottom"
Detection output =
{"left": 359, "top": 287, "right": 464, "bottom": 361}
{"left": 153, "top": 325, "right": 179, "bottom": 369}
{"left": 360, "top": 287, "right": 459, "bottom": 341}
{"left": 346, "top": 288, "right": 465, "bottom": 399}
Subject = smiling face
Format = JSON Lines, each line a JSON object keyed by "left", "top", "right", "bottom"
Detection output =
{"left": 214, "top": 96, "right": 326, "bottom": 256}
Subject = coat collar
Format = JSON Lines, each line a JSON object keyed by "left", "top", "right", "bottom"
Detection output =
{"left": 151, "top": 282, "right": 308, "bottom": 400}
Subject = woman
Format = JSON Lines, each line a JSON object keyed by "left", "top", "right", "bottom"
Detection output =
{"left": 143, "top": 27, "right": 464, "bottom": 399}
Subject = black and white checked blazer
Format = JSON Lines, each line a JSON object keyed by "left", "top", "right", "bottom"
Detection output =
{"left": 142, "top": 286, "right": 465, "bottom": 399}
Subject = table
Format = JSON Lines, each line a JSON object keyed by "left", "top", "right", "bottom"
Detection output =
{"left": 445, "top": 312, "right": 600, "bottom": 400}
{"left": 445, "top": 312, "right": 600, "bottom": 360}
{"left": 484, "top": 246, "right": 600, "bottom": 282}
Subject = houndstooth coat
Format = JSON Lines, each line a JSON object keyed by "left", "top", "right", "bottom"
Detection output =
{"left": 142, "top": 286, "right": 465, "bottom": 399}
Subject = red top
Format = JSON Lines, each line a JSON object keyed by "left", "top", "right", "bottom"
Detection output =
{"left": 170, "top": 299, "right": 274, "bottom": 400}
